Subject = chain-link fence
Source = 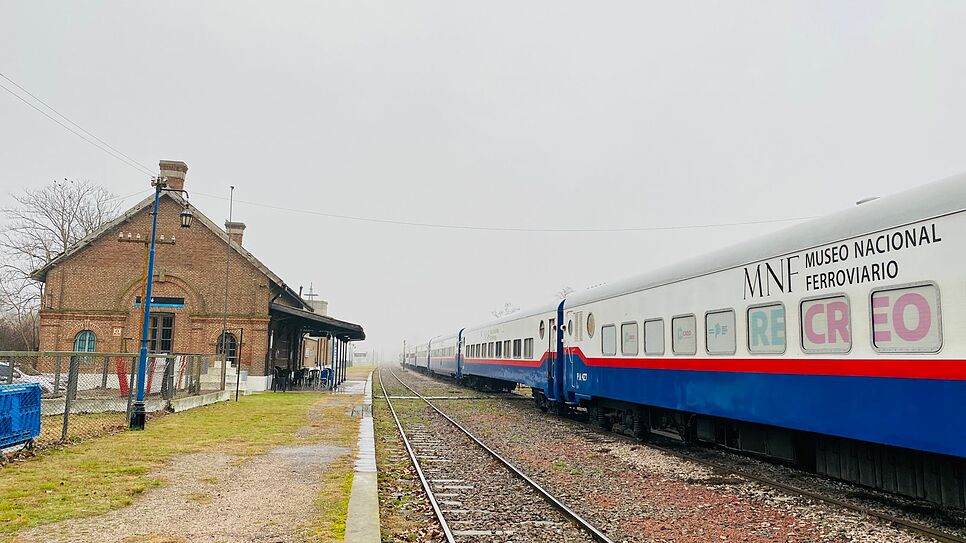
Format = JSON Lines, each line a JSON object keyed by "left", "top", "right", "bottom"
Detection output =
{"left": 0, "top": 351, "right": 223, "bottom": 447}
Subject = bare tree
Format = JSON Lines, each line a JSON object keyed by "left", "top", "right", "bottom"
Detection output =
{"left": 0, "top": 179, "right": 119, "bottom": 350}
{"left": 491, "top": 302, "right": 520, "bottom": 319}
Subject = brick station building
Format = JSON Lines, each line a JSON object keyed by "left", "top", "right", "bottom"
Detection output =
{"left": 30, "top": 160, "right": 365, "bottom": 390}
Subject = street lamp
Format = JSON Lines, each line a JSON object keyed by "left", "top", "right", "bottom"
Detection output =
{"left": 130, "top": 175, "right": 191, "bottom": 430}
{"left": 180, "top": 205, "right": 194, "bottom": 228}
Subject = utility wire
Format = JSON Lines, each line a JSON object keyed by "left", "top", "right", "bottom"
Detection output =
{"left": 106, "top": 189, "right": 153, "bottom": 203}
{"left": 0, "top": 74, "right": 154, "bottom": 176}
{"left": 192, "top": 190, "right": 813, "bottom": 233}
{"left": 0, "top": 74, "right": 814, "bottom": 233}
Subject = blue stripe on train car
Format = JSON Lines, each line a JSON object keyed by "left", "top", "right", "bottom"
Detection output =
{"left": 462, "top": 361, "right": 547, "bottom": 390}
{"left": 567, "top": 356, "right": 966, "bottom": 459}
{"left": 429, "top": 357, "right": 459, "bottom": 376}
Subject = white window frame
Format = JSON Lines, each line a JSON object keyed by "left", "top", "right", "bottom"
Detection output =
{"left": 601, "top": 324, "right": 617, "bottom": 356}
{"left": 869, "top": 281, "right": 943, "bottom": 354}
{"left": 704, "top": 308, "right": 737, "bottom": 355}
{"left": 800, "top": 293, "right": 852, "bottom": 354}
{"left": 671, "top": 314, "right": 697, "bottom": 356}
{"left": 746, "top": 302, "right": 786, "bottom": 355}
{"left": 621, "top": 321, "right": 639, "bottom": 356}
{"left": 643, "top": 318, "right": 665, "bottom": 356}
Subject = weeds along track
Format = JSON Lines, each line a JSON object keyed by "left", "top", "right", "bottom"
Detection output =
{"left": 378, "top": 367, "right": 612, "bottom": 543}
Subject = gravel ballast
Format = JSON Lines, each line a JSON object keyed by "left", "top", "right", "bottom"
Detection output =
{"left": 391, "top": 367, "right": 953, "bottom": 542}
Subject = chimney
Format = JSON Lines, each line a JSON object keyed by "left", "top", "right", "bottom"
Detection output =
{"left": 159, "top": 160, "right": 188, "bottom": 190}
{"left": 225, "top": 221, "right": 246, "bottom": 245}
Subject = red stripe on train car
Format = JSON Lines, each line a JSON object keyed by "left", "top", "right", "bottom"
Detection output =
{"left": 567, "top": 347, "right": 966, "bottom": 381}
{"left": 464, "top": 348, "right": 966, "bottom": 380}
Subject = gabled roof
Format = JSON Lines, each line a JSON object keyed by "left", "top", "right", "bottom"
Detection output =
{"left": 30, "top": 191, "right": 311, "bottom": 311}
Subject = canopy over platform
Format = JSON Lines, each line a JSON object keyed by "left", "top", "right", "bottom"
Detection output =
{"left": 269, "top": 303, "right": 366, "bottom": 341}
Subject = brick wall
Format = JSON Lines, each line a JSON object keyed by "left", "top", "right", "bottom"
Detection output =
{"left": 38, "top": 195, "right": 276, "bottom": 376}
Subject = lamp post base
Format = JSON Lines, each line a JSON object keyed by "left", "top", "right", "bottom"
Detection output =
{"left": 130, "top": 402, "right": 146, "bottom": 430}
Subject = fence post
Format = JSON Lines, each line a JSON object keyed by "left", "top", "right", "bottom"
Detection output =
{"left": 165, "top": 357, "right": 175, "bottom": 400}
{"left": 53, "top": 355, "right": 63, "bottom": 394}
{"left": 5, "top": 358, "right": 13, "bottom": 384}
{"left": 101, "top": 355, "right": 109, "bottom": 389}
{"left": 61, "top": 356, "right": 80, "bottom": 442}
{"left": 220, "top": 357, "right": 227, "bottom": 391}
{"left": 125, "top": 355, "right": 136, "bottom": 421}
{"left": 194, "top": 355, "right": 200, "bottom": 394}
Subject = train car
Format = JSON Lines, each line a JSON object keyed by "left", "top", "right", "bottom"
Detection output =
{"left": 460, "top": 303, "right": 558, "bottom": 391}
{"left": 413, "top": 173, "right": 966, "bottom": 508}
{"left": 427, "top": 334, "right": 460, "bottom": 378}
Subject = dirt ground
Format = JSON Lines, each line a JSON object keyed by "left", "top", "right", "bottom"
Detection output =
{"left": 10, "top": 389, "right": 368, "bottom": 543}
{"left": 16, "top": 445, "right": 347, "bottom": 543}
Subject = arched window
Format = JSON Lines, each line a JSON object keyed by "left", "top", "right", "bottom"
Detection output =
{"left": 217, "top": 332, "right": 238, "bottom": 366}
{"left": 74, "top": 330, "right": 96, "bottom": 352}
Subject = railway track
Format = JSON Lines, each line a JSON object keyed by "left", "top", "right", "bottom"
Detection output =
{"left": 378, "top": 367, "right": 613, "bottom": 543}
{"left": 399, "top": 367, "right": 966, "bottom": 543}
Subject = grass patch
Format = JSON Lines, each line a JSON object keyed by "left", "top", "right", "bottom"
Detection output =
{"left": 308, "top": 456, "right": 355, "bottom": 542}
{"left": 300, "top": 395, "right": 363, "bottom": 542}
{"left": 0, "top": 393, "right": 327, "bottom": 540}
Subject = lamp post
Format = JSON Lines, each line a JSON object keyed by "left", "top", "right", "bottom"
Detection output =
{"left": 130, "top": 175, "right": 193, "bottom": 430}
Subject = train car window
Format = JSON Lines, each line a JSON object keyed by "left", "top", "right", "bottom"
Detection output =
{"left": 504, "top": 340, "right": 511, "bottom": 357}
{"left": 644, "top": 319, "right": 665, "bottom": 355}
{"left": 495, "top": 341, "right": 503, "bottom": 357}
{"left": 587, "top": 313, "right": 596, "bottom": 338}
{"left": 601, "top": 324, "right": 617, "bottom": 356}
{"left": 871, "top": 283, "right": 942, "bottom": 353}
{"left": 524, "top": 338, "right": 534, "bottom": 358}
{"left": 800, "top": 295, "right": 851, "bottom": 353}
{"left": 621, "top": 322, "right": 639, "bottom": 355}
{"left": 747, "top": 303, "right": 786, "bottom": 354}
{"left": 513, "top": 339, "right": 523, "bottom": 358}
{"left": 539, "top": 320, "right": 546, "bottom": 339}
{"left": 705, "top": 309, "right": 736, "bottom": 355}
{"left": 672, "top": 315, "right": 697, "bottom": 355}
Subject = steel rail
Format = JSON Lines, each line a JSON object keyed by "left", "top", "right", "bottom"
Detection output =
{"left": 411, "top": 367, "right": 966, "bottom": 543}
{"left": 378, "top": 369, "right": 457, "bottom": 543}
{"left": 385, "top": 368, "right": 615, "bottom": 543}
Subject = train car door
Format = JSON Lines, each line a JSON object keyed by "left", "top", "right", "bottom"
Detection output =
{"left": 456, "top": 329, "right": 465, "bottom": 382}
{"left": 546, "top": 317, "right": 556, "bottom": 401}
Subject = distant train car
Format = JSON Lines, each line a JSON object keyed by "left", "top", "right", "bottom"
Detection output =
{"left": 412, "top": 173, "right": 966, "bottom": 508}
{"left": 460, "top": 303, "right": 557, "bottom": 391}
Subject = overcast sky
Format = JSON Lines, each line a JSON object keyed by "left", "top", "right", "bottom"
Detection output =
{"left": 3, "top": 2, "right": 966, "bottom": 358}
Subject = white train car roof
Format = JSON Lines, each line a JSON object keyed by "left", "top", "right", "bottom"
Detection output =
{"left": 463, "top": 301, "right": 560, "bottom": 335}
{"left": 566, "top": 172, "right": 966, "bottom": 307}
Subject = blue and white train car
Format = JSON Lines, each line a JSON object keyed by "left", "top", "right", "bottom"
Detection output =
{"left": 412, "top": 173, "right": 966, "bottom": 507}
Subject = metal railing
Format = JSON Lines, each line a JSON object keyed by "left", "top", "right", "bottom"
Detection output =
{"left": 0, "top": 351, "right": 220, "bottom": 447}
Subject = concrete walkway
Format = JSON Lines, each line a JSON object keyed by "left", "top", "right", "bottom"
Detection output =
{"left": 343, "top": 371, "right": 380, "bottom": 542}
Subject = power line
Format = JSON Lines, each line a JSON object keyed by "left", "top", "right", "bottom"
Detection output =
{"left": 191, "top": 190, "right": 813, "bottom": 233}
{"left": 0, "top": 74, "right": 154, "bottom": 176}
{"left": 105, "top": 189, "right": 153, "bottom": 203}
{"left": 0, "top": 74, "right": 814, "bottom": 233}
